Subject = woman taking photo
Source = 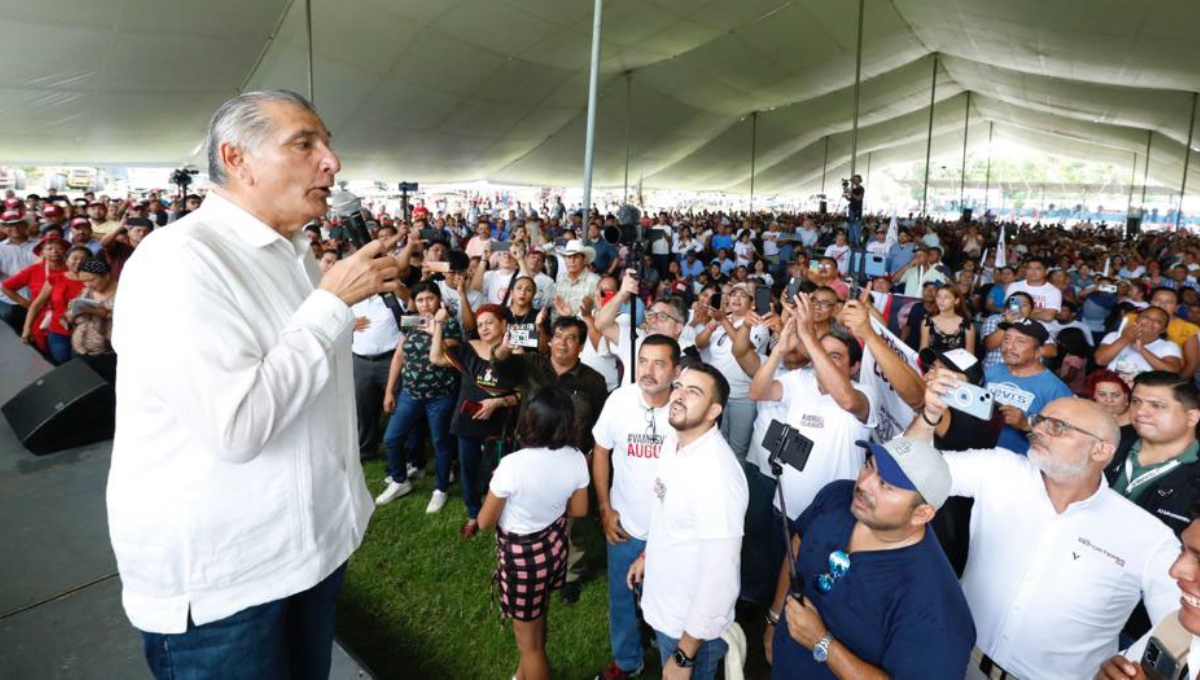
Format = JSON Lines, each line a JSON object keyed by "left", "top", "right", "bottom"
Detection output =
{"left": 430, "top": 303, "right": 521, "bottom": 538}
{"left": 65, "top": 258, "right": 118, "bottom": 382}
{"left": 478, "top": 386, "right": 589, "bottom": 680}
{"left": 377, "top": 282, "right": 463, "bottom": 511}
{"left": 919, "top": 285, "right": 975, "bottom": 354}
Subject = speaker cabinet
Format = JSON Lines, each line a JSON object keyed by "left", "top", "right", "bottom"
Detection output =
{"left": 2, "top": 359, "right": 115, "bottom": 455}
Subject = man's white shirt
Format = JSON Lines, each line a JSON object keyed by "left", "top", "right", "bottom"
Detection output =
{"left": 592, "top": 384, "right": 672, "bottom": 540}
{"left": 944, "top": 448, "right": 1180, "bottom": 679}
{"left": 109, "top": 192, "right": 373, "bottom": 634}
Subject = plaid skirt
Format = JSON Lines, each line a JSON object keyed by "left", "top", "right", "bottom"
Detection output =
{"left": 493, "top": 516, "right": 568, "bottom": 622}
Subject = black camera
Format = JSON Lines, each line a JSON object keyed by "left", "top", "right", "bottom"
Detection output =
{"left": 841, "top": 178, "right": 850, "bottom": 189}
{"left": 171, "top": 167, "right": 198, "bottom": 192}
{"left": 602, "top": 204, "right": 665, "bottom": 246}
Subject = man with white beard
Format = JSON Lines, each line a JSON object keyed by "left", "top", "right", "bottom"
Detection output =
{"left": 906, "top": 383, "right": 1181, "bottom": 680}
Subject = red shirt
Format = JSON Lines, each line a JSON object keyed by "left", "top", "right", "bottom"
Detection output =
{"left": 48, "top": 277, "right": 86, "bottom": 335}
{"left": 3, "top": 261, "right": 68, "bottom": 335}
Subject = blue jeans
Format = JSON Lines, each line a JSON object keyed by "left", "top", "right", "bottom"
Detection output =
{"left": 655, "top": 630, "right": 728, "bottom": 680}
{"left": 607, "top": 535, "right": 648, "bottom": 672}
{"left": 719, "top": 397, "right": 757, "bottom": 463}
{"left": 47, "top": 331, "right": 72, "bottom": 365}
{"left": 847, "top": 217, "right": 863, "bottom": 247}
{"left": 457, "top": 435, "right": 489, "bottom": 520}
{"left": 383, "top": 392, "right": 454, "bottom": 491}
{"left": 741, "top": 464, "right": 780, "bottom": 606}
{"left": 140, "top": 563, "right": 346, "bottom": 680}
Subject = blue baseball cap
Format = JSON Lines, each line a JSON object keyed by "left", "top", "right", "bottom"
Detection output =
{"left": 855, "top": 437, "right": 950, "bottom": 510}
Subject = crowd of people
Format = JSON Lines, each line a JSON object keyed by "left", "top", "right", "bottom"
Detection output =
{"left": 24, "top": 90, "right": 1200, "bottom": 680}
{"left": 321, "top": 184, "right": 1200, "bottom": 679}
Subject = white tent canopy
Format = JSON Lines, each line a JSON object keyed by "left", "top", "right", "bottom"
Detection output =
{"left": 2, "top": 0, "right": 1199, "bottom": 196}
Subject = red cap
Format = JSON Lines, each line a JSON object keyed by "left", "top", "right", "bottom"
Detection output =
{"left": 3, "top": 197, "right": 22, "bottom": 210}
{"left": 42, "top": 204, "right": 63, "bottom": 219}
{"left": 33, "top": 235, "right": 65, "bottom": 256}
{"left": 70, "top": 216, "right": 90, "bottom": 228}
{"left": 2, "top": 209, "right": 25, "bottom": 225}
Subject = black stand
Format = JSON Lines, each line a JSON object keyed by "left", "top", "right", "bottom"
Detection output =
{"left": 765, "top": 420, "right": 813, "bottom": 596}
{"left": 769, "top": 442, "right": 802, "bottom": 595}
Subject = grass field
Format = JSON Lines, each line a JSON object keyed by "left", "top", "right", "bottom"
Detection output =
{"left": 335, "top": 458, "right": 771, "bottom": 680}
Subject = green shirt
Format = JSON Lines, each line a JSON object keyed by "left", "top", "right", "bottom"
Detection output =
{"left": 1112, "top": 439, "right": 1200, "bottom": 502}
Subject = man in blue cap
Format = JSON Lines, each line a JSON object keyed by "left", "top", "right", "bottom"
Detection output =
{"left": 764, "top": 437, "right": 975, "bottom": 678}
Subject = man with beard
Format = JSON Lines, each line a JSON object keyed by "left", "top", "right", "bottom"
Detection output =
{"left": 1096, "top": 511, "right": 1200, "bottom": 679}
{"left": 594, "top": 269, "right": 696, "bottom": 386}
{"left": 764, "top": 438, "right": 974, "bottom": 678}
{"left": 908, "top": 381, "right": 1180, "bottom": 680}
{"left": 627, "top": 362, "right": 748, "bottom": 680}
{"left": 591, "top": 336, "right": 681, "bottom": 680}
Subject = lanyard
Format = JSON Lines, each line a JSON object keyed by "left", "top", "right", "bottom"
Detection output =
{"left": 1124, "top": 455, "right": 1182, "bottom": 495}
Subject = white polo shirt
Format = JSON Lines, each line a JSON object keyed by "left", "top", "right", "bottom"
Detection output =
{"left": 773, "top": 367, "right": 878, "bottom": 519}
{"left": 700, "top": 318, "right": 769, "bottom": 399}
{"left": 944, "top": 448, "right": 1181, "bottom": 679}
{"left": 642, "top": 425, "right": 748, "bottom": 641}
{"left": 592, "top": 383, "right": 672, "bottom": 540}
{"left": 350, "top": 294, "right": 402, "bottom": 357}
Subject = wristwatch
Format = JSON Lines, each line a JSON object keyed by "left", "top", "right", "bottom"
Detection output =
{"left": 813, "top": 632, "right": 834, "bottom": 663}
{"left": 672, "top": 647, "right": 696, "bottom": 668}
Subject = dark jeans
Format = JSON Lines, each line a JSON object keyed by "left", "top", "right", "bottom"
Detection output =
{"left": 352, "top": 352, "right": 393, "bottom": 459}
{"left": 0, "top": 303, "right": 26, "bottom": 333}
{"left": 383, "top": 392, "right": 455, "bottom": 491}
{"left": 47, "top": 331, "right": 72, "bottom": 365}
{"left": 140, "top": 563, "right": 347, "bottom": 680}
{"left": 457, "top": 435, "right": 501, "bottom": 520}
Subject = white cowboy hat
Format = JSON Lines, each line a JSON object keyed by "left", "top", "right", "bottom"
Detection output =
{"left": 561, "top": 239, "right": 596, "bottom": 264}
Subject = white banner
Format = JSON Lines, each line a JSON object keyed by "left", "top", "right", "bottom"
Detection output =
{"left": 860, "top": 317, "right": 921, "bottom": 443}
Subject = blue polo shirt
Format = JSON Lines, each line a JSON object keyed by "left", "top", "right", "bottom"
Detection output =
{"left": 771, "top": 481, "right": 975, "bottom": 679}
{"left": 681, "top": 258, "right": 704, "bottom": 279}
{"left": 712, "top": 234, "right": 734, "bottom": 251}
{"left": 984, "top": 363, "right": 1072, "bottom": 454}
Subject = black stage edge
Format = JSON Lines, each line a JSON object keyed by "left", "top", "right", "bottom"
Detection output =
{"left": 0, "top": 324, "right": 372, "bottom": 679}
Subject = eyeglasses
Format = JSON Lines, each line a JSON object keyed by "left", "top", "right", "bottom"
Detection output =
{"left": 812, "top": 550, "right": 851, "bottom": 594}
{"left": 1029, "top": 414, "right": 1101, "bottom": 441}
{"left": 645, "top": 310, "right": 682, "bottom": 323}
{"left": 811, "top": 299, "right": 837, "bottom": 309}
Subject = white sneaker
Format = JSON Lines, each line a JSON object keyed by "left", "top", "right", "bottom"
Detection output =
{"left": 383, "top": 475, "right": 393, "bottom": 485}
{"left": 406, "top": 464, "right": 426, "bottom": 480}
{"left": 374, "top": 480, "right": 412, "bottom": 506}
{"left": 426, "top": 489, "right": 448, "bottom": 514}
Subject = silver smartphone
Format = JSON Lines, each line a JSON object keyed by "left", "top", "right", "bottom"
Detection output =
{"left": 400, "top": 315, "right": 428, "bottom": 330}
{"left": 945, "top": 380, "right": 995, "bottom": 421}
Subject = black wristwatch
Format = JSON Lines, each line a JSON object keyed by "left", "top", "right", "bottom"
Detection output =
{"left": 672, "top": 647, "right": 696, "bottom": 668}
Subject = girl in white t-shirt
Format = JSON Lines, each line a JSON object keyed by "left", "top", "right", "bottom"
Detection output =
{"left": 478, "top": 386, "right": 589, "bottom": 680}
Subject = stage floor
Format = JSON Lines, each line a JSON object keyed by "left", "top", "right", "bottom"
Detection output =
{"left": 0, "top": 326, "right": 371, "bottom": 679}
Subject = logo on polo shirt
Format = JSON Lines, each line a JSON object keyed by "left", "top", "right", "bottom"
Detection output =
{"left": 627, "top": 433, "right": 664, "bottom": 459}
{"left": 1077, "top": 536, "right": 1126, "bottom": 567}
{"left": 800, "top": 414, "right": 825, "bottom": 429}
{"left": 988, "top": 382, "right": 1035, "bottom": 411}
{"left": 654, "top": 477, "right": 666, "bottom": 502}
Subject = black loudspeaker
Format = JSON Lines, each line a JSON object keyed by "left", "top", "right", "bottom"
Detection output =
{"left": 818, "top": 200, "right": 828, "bottom": 215}
{"left": 2, "top": 359, "right": 115, "bottom": 455}
{"left": 1127, "top": 215, "right": 1143, "bottom": 239}
{"left": 960, "top": 208, "right": 973, "bottom": 223}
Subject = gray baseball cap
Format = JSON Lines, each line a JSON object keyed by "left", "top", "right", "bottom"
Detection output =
{"left": 856, "top": 437, "right": 951, "bottom": 510}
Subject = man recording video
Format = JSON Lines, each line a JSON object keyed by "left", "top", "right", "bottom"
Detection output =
{"left": 109, "top": 90, "right": 400, "bottom": 678}
{"left": 843, "top": 175, "right": 864, "bottom": 247}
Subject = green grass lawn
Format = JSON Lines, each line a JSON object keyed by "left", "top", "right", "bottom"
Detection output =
{"left": 336, "top": 457, "right": 771, "bottom": 680}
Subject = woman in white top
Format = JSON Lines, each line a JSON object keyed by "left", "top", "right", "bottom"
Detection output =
{"left": 694, "top": 282, "right": 770, "bottom": 461}
{"left": 671, "top": 226, "right": 702, "bottom": 262}
{"left": 478, "top": 386, "right": 589, "bottom": 680}
{"left": 1095, "top": 306, "right": 1183, "bottom": 384}
{"left": 733, "top": 229, "right": 758, "bottom": 267}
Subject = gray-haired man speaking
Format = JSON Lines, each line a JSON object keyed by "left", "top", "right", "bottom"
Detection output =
{"left": 109, "top": 90, "right": 399, "bottom": 678}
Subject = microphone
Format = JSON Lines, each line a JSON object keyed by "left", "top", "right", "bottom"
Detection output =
{"left": 329, "top": 190, "right": 406, "bottom": 329}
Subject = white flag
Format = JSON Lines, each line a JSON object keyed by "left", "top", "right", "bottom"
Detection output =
{"left": 995, "top": 224, "right": 1007, "bottom": 268}
{"left": 859, "top": 318, "right": 921, "bottom": 443}
{"left": 1103, "top": 256, "right": 1111, "bottom": 277}
{"left": 885, "top": 213, "right": 899, "bottom": 251}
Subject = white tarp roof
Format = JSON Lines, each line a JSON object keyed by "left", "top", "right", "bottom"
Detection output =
{"left": 2, "top": 0, "right": 1199, "bottom": 195}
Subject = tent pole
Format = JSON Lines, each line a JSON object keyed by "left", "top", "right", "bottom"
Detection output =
{"left": 983, "top": 121, "right": 993, "bottom": 213}
{"left": 865, "top": 152, "right": 872, "bottom": 186}
{"left": 848, "top": 0, "right": 864, "bottom": 179}
{"left": 749, "top": 111, "right": 758, "bottom": 216}
{"left": 921, "top": 53, "right": 939, "bottom": 216}
{"left": 580, "top": 0, "right": 603, "bottom": 222}
{"left": 959, "top": 92, "right": 970, "bottom": 208}
{"left": 1142, "top": 130, "right": 1153, "bottom": 205}
{"left": 305, "top": 0, "right": 314, "bottom": 100}
{"left": 1127, "top": 152, "right": 1138, "bottom": 217}
{"left": 1176, "top": 91, "right": 1197, "bottom": 231}
{"left": 821, "top": 136, "right": 829, "bottom": 196}
{"left": 623, "top": 71, "right": 632, "bottom": 203}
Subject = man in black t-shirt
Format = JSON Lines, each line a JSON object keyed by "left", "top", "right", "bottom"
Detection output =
{"left": 844, "top": 175, "right": 864, "bottom": 246}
